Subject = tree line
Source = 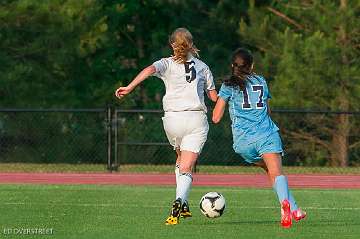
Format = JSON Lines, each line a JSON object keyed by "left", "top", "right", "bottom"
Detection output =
{"left": 1, "top": 0, "right": 359, "bottom": 166}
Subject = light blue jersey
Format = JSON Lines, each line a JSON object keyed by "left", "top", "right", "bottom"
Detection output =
{"left": 218, "top": 74, "right": 279, "bottom": 146}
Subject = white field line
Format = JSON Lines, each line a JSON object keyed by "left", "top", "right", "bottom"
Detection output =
{"left": 2, "top": 202, "right": 360, "bottom": 211}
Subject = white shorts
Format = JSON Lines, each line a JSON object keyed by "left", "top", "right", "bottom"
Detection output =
{"left": 162, "top": 111, "right": 209, "bottom": 154}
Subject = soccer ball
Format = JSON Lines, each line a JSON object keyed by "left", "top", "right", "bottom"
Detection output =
{"left": 199, "top": 192, "right": 226, "bottom": 218}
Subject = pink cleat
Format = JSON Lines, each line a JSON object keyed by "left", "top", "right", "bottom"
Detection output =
{"left": 292, "top": 208, "right": 307, "bottom": 222}
{"left": 281, "top": 200, "right": 292, "bottom": 228}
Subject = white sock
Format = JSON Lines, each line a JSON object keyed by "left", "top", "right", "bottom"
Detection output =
{"left": 175, "top": 164, "right": 180, "bottom": 185}
{"left": 176, "top": 172, "right": 192, "bottom": 203}
{"left": 175, "top": 164, "right": 180, "bottom": 197}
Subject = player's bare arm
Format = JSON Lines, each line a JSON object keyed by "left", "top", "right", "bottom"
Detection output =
{"left": 212, "top": 97, "right": 226, "bottom": 124}
{"left": 207, "top": 89, "right": 218, "bottom": 102}
{"left": 115, "top": 65, "right": 156, "bottom": 99}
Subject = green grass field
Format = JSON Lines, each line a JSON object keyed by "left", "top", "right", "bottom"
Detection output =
{"left": 0, "top": 185, "right": 359, "bottom": 239}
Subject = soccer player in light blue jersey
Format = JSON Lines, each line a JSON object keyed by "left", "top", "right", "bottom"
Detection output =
{"left": 212, "top": 48, "right": 306, "bottom": 228}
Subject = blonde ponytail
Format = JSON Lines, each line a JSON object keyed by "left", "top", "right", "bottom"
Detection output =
{"left": 169, "top": 28, "right": 199, "bottom": 64}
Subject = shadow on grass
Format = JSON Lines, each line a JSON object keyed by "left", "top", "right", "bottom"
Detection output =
{"left": 309, "top": 219, "right": 360, "bottom": 226}
{"left": 198, "top": 220, "right": 278, "bottom": 225}
{"left": 206, "top": 218, "right": 360, "bottom": 227}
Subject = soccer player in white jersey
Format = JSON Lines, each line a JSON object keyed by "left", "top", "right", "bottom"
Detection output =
{"left": 212, "top": 48, "right": 306, "bottom": 228}
{"left": 115, "top": 28, "right": 217, "bottom": 225}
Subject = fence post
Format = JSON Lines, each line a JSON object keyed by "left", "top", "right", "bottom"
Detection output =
{"left": 114, "top": 108, "right": 119, "bottom": 171}
{"left": 106, "top": 106, "right": 113, "bottom": 172}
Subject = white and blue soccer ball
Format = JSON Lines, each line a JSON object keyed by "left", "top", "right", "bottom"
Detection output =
{"left": 199, "top": 192, "right": 226, "bottom": 218}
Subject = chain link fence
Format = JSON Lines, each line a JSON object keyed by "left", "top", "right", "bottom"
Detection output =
{"left": 115, "top": 109, "right": 360, "bottom": 174}
{"left": 0, "top": 109, "right": 110, "bottom": 172}
{"left": 0, "top": 108, "right": 359, "bottom": 174}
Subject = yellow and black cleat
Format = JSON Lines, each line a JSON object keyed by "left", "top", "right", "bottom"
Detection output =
{"left": 165, "top": 199, "right": 182, "bottom": 225}
{"left": 165, "top": 215, "right": 179, "bottom": 225}
{"left": 180, "top": 200, "right": 192, "bottom": 218}
{"left": 180, "top": 211, "right": 192, "bottom": 218}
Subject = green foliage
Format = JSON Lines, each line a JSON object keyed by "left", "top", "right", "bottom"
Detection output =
{"left": 241, "top": 1, "right": 360, "bottom": 110}
{"left": 240, "top": 0, "right": 360, "bottom": 166}
{"left": 0, "top": 0, "right": 249, "bottom": 108}
{"left": 3, "top": 0, "right": 358, "bottom": 110}
{"left": 1, "top": 0, "right": 359, "bottom": 167}
{"left": 0, "top": 0, "right": 103, "bottom": 107}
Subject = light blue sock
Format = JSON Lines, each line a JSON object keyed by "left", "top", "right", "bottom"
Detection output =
{"left": 176, "top": 173, "right": 192, "bottom": 203}
{"left": 288, "top": 190, "right": 298, "bottom": 211}
{"left": 273, "top": 175, "right": 289, "bottom": 203}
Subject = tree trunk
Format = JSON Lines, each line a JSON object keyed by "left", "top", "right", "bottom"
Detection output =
{"left": 331, "top": 113, "right": 350, "bottom": 167}
{"left": 133, "top": 10, "right": 148, "bottom": 107}
{"left": 330, "top": 0, "right": 349, "bottom": 167}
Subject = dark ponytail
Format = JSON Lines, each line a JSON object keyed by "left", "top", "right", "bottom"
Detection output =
{"left": 224, "top": 48, "right": 254, "bottom": 91}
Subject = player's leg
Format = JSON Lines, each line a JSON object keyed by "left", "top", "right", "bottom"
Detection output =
{"left": 177, "top": 150, "right": 198, "bottom": 217}
{"left": 175, "top": 148, "right": 181, "bottom": 186}
{"left": 261, "top": 153, "right": 290, "bottom": 210}
{"left": 256, "top": 158, "right": 295, "bottom": 202}
{"left": 162, "top": 115, "right": 185, "bottom": 225}
{"left": 165, "top": 149, "right": 184, "bottom": 224}
{"left": 178, "top": 112, "right": 208, "bottom": 220}
{"left": 174, "top": 148, "right": 192, "bottom": 218}
{"left": 262, "top": 153, "right": 292, "bottom": 228}
{"left": 256, "top": 159, "right": 306, "bottom": 222}
{"left": 165, "top": 111, "right": 207, "bottom": 225}
{"left": 165, "top": 149, "right": 183, "bottom": 225}
{"left": 177, "top": 151, "right": 197, "bottom": 200}
{"left": 174, "top": 148, "right": 194, "bottom": 217}
{"left": 234, "top": 139, "right": 290, "bottom": 227}
{"left": 260, "top": 131, "right": 307, "bottom": 226}
{"left": 254, "top": 161, "right": 300, "bottom": 213}
{"left": 165, "top": 151, "right": 197, "bottom": 225}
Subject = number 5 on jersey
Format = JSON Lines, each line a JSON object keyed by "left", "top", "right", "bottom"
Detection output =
{"left": 184, "top": 61, "right": 196, "bottom": 83}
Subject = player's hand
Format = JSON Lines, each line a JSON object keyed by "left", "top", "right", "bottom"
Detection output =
{"left": 115, "top": 86, "right": 132, "bottom": 99}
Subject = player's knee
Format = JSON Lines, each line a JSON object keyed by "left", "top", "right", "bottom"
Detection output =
{"left": 268, "top": 171, "right": 281, "bottom": 183}
{"left": 269, "top": 171, "right": 281, "bottom": 177}
{"left": 179, "top": 164, "right": 192, "bottom": 173}
{"left": 267, "top": 165, "right": 282, "bottom": 176}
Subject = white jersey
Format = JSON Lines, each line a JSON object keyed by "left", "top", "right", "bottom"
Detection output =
{"left": 152, "top": 55, "right": 215, "bottom": 112}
